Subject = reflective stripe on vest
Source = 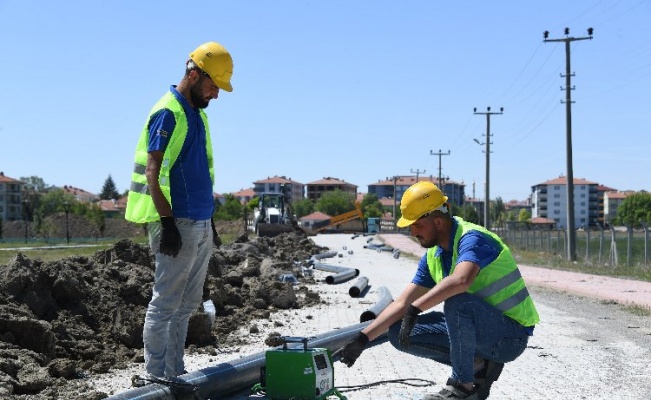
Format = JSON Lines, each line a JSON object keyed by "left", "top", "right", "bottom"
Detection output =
{"left": 427, "top": 217, "right": 540, "bottom": 327}
{"left": 124, "top": 92, "right": 213, "bottom": 223}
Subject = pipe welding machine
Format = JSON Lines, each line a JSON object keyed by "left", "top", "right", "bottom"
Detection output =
{"left": 251, "top": 336, "right": 347, "bottom": 400}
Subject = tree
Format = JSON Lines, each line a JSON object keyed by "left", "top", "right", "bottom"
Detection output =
{"left": 292, "top": 198, "right": 314, "bottom": 219}
{"left": 360, "top": 193, "right": 383, "bottom": 218}
{"left": 314, "top": 190, "right": 355, "bottom": 216}
{"left": 214, "top": 194, "right": 244, "bottom": 221}
{"left": 461, "top": 204, "right": 479, "bottom": 224}
{"left": 20, "top": 176, "right": 47, "bottom": 192}
{"left": 491, "top": 197, "right": 506, "bottom": 228}
{"left": 100, "top": 175, "right": 120, "bottom": 200}
{"left": 518, "top": 208, "right": 531, "bottom": 222}
{"left": 613, "top": 192, "right": 651, "bottom": 227}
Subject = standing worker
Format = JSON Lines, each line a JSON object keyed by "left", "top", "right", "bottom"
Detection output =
{"left": 335, "top": 181, "right": 539, "bottom": 400}
{"left": 125, "top": 41, "right": 233, "bottom": 381}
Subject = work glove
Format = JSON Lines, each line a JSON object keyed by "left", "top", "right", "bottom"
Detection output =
{"left": 333, "top": 332, "right": 369, "bottom": 367}
{"left": 398, "top": 305, "right": 422, "bottom": 349}
{"left": 159, "top": 217, "right": 182, "bottom": 257}
{"left": 211, "top": 218, "right": 222, "bottom": 247}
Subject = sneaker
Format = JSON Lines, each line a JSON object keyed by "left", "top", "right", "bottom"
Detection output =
{"left": 131, "top": 373, "right": 166, "bottom": 387}
{"left": 423, "top": 378, "right": 479, "bottom": 399}
{"left": 474, "top": 360, "right": 504, "bottom": 399}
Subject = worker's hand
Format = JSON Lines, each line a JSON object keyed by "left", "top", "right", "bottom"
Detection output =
{"left": 159, "top": 217, "right": 182, "bottom": 257}
{"left": 333, "top": 332, "right": 369, "bottom": 367}
{"left": 211, "top": 218, "right": 222, "bottom": 247}
{"left": 398, "top": 305, "right": 422, "bottom": 349}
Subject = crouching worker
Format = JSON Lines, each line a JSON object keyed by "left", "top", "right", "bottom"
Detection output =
{"left": 335, "top": 181, "right": 539, "bottom": 400}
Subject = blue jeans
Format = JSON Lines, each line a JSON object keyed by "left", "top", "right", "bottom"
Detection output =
{"left": 388, "top": 293, "right": 530, "bottom": 384}
{"left": 143, "top": 218, "right": 212, "bottom": 378}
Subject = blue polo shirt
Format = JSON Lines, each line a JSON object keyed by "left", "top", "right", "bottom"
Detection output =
{"left": 146, "top": 86, "right": 214, "bottom": 220}
{"left": 411, "top": 218, "right": 501, "bottom": 288}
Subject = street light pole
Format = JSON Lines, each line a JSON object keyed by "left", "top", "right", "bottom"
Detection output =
{"left": 63, "top": 201, "right": 71, "bottom": 244}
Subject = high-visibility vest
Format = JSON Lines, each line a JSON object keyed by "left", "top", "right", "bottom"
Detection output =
{"left": 427, "top": 217, "right": 540, "bottom": 327}
{"left": 125, "top": 92, "right": 214, "bottom": 223}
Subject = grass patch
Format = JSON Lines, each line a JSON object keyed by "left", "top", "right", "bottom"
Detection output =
{"left": 512, "top": 248, "right": 651, "bottom": 283}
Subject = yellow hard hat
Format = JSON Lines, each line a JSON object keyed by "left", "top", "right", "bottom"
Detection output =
{"left": 397, "top": 181, "right": 448, "bottom": 228}
{"left": 190, "top": 42, "right": 234, "bottom": 92}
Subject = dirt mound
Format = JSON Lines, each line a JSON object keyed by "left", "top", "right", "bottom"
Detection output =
{"left": 0, "top": 231, "right": 328, "bottom": 399}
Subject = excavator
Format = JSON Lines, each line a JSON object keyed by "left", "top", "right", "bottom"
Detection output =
{"left": 253, "top": 185, "right": 299, "bottom": 237}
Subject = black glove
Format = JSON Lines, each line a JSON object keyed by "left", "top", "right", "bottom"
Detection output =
{"left": 398, "top": 305, "right": 422, "bottom": 349}
{"left": 159, "top": 217, "right": 182, "bottom": 257}
{"left": 211, "top": 218, "right": 222, "bottom": 247}
{"left": 333, "top": 332, "right": 369, "bottom": 367}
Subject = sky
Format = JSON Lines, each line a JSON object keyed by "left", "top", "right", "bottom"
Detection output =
{"left": 1, "top": 1, "right": 649, "bottom": 202}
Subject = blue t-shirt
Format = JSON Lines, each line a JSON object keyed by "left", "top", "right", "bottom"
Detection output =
{"left": 411, "top": 218, "right": 501, "bottom": 288}
{"left": 147, "top": 86, "right": 214, "bottom": 220}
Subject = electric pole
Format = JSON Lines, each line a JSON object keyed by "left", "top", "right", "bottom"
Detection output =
{"left": 392, "top": 175, "right": 399, "bottom": 230}
{"left": 544, "top": 27, "right": 593, "bottom": 262}
{"left": 473, "top": 107, "right": 503, "bottom": 231}
{"left": 410, "top": 168, "right": 426, "bottom": 181}
{"left": 429, "top": 149, "right": 450, "bottom": 190}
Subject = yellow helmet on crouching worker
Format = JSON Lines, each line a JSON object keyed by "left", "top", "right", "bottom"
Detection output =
{"left": 397, "top": 181, "right": 448, "bottom": 228}
{"left": 190, "top": 42, "right": 234, "bottom": 92}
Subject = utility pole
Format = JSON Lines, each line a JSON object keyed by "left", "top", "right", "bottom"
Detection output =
{"left": 410, "top": 168, "right": 426, "bottom": 181}
{"left": 392, "top": 175, "right": 399, "bottom": 230}
{"left": 473, "top": 107, "right": 503, "bottom": 231}
{"left": 544, "top": 27, "right": 593, "bottom": 262}
{"left": 429, "top": 149, "right": 450, "bottom": 190}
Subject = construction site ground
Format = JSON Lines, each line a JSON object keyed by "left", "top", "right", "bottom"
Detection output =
{"left": 90, "top": 232, "right": 651, "bottom": 400}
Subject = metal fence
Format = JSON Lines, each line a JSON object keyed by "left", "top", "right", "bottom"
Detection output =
{"left": 496, "top": 225, "right": 650, "bottom": 268}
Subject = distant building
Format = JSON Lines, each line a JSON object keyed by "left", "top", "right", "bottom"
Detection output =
{"left": 62, "top": 185, "right": 98, "bottom": 203}
{"left": 306, "top": 177, "right": 357, "bottom": 201}
{"left": 0, "top": 172, "right": 25, "bottom": 222}
{"left": 253, "top": 175, "right": 304, "bottom": 201}
{"left": 231, "top": 188, "right": 256, "bottom": 204}
{"left": 531, "top": 176, "right": 599, "bottom": 229}
{"left": 97, "top": 199, "right": 122, "bottom": 218}
{"left": 597, "top": 184, "right": 617, "bottom": 225}
{"left": 298, "top": 211, "right": 330, "bottom": 230}
{"left": 367, "top": 175, "right": 465, "bottom": 208}
{"left": 603, "top": 191, "right": 635, "bottom": 224}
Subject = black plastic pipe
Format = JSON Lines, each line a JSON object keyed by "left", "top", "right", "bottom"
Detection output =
{"left": 360, "top": 286, "right": 393, "bottom": 322}
{"left": 348, "top": 276, "right": 369, "bottom": 298}
{"left": 105, "top": 286, "right": 393, "bottom": 400}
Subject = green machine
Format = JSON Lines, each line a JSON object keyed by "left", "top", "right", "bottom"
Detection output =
{"left": 252, "top": 336, "right": 346, "bottom": 400}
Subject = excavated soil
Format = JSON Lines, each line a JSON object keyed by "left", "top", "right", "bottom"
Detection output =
{"left": 0, "top": 230, "right": 328, "bottom": 399}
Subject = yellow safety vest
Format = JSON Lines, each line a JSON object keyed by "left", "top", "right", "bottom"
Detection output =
{"left": 125, "top": 92, "right": 214, "bottom": 223}
{"left": 427, "top": 217, "right": 540, "bottom": 327}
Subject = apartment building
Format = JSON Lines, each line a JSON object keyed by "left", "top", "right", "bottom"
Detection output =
{"left": 305, "top": 177, "right": 356, "bottom": 201}
{"left": 603, "top": 191, "right": 634, "bottom": 224}
{"left": 253, "top": 175, "right": 304, "bottom": 201}
{"left": 367, "top": 175, "right": 465, "bottom": 206}
{"left": 531, "top": 176, "right": 599, "bottom": 228}
{"left": 0, "top": 172, "right": 25, "bottom": 222}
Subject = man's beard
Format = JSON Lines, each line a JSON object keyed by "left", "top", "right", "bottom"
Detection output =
{"left": 190, "top": 85, "right": 210, "bottom": 109}
{"left": 418, "top": 237, "right": 437, "bottom": 248}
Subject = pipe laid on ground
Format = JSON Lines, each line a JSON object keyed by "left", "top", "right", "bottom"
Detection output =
{"left": 313, "top": 263, "right": 360, "bottom": 285}
{"left": 349, "top": 276, "right": 369, "bottom": 298}
{"left": 106, "top": 287, "right": 393, "bottom": 400}
{"left": 360, "top": 286, "right": 393, "bottom": 322}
